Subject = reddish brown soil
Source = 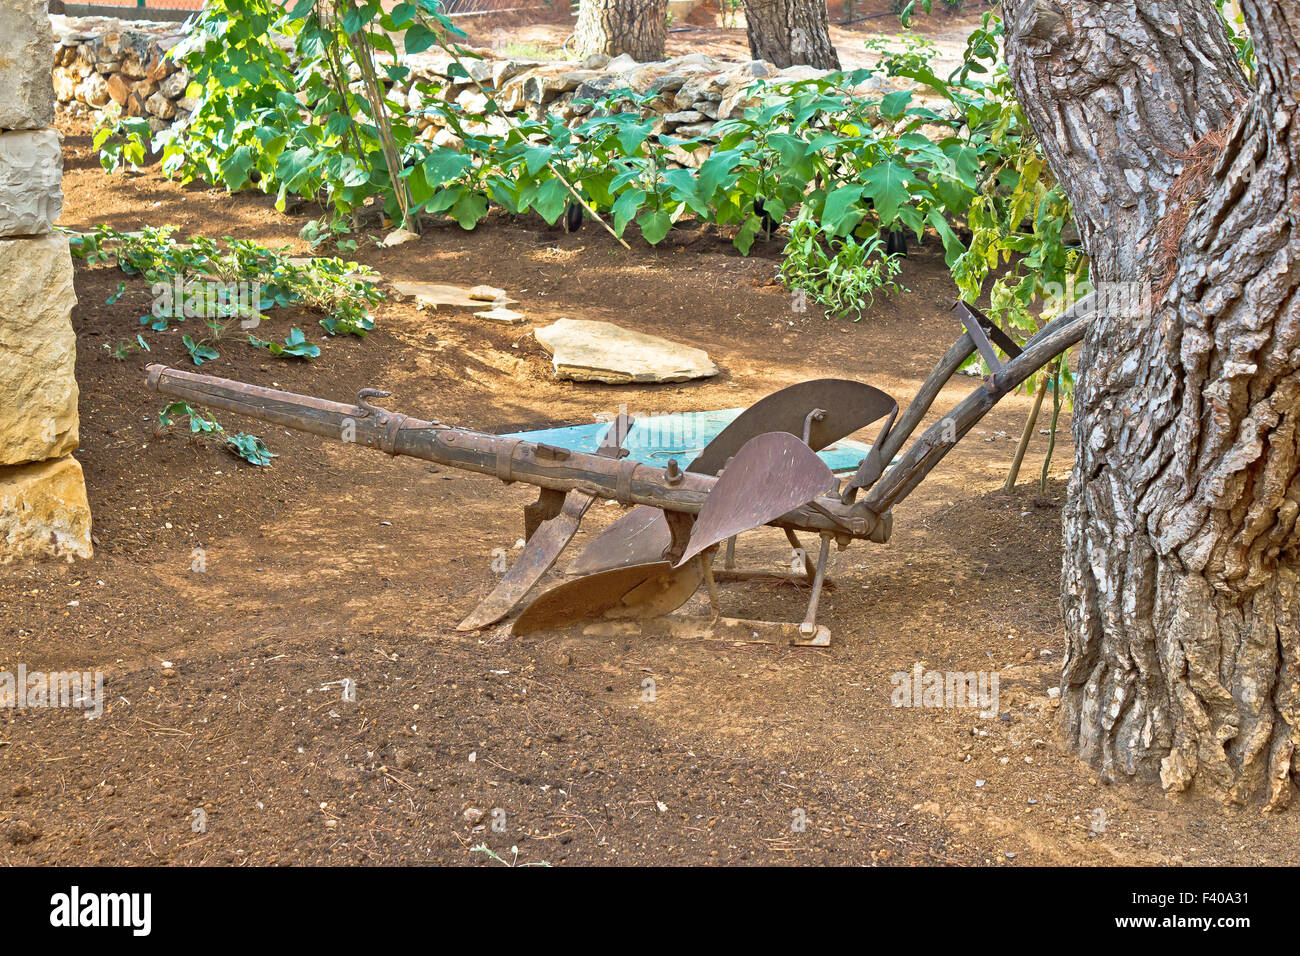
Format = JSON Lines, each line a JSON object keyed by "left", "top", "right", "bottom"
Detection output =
{"left": 0, "top": 109, "right": 1295, "bottom": 867}
{"left": 462, "top": 0, "right": 989, "bottom": 71}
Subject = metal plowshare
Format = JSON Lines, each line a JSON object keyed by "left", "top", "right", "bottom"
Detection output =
{"left": 144, "top": 294, "right": 1096, "bottom": 645}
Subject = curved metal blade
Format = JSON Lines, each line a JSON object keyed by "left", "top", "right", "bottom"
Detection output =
{"left": 674, "top": 432, "right": 835, "bottom": 568}
{"left": 686, "top": 378, "right": 896, "bottom": 474}
{"left": 568, "top": 504, "right": 670, "bottom": 575}
{"left": 512, "top": 560, "right": 704, "bottom": 636}
{"left": 571, "top": 379, "right": 895, "bottom": 575}
{"left": 458, "top": 412, "right": 633, "bottom": 630}
{"left": 457, "top": 492, "right": 594, "bottom": 631}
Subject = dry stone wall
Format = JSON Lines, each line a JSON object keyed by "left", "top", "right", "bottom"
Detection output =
{"left": 50, "top": 15, "right": 910, "bottom": 166}
{"left": 0, "top": 2, "right": 91, "bottom": 563}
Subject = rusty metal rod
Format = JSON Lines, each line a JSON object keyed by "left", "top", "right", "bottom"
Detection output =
{"left": 145, "top": 365, "right": 889, "bottom": 541}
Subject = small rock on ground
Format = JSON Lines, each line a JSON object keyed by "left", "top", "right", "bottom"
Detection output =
{"left": 474, "top": 307, "right": 525, "bottom": 324}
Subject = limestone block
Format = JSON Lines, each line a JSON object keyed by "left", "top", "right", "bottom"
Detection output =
{"left": 0, "top": 0, "right": 55, "bottom": 129}
{"left": 145, "top": 91, "right": 175, "bottom": 119}
{"left": 157, "top": 68, "right": 191, "bottom": 100}
{"left": 0, "top": 233, "right": 79, "bottom": 464}
{"left": 0, "top": 129, "right": 63, "bottom": 237}
{"left": 52, "top": 66, "right": 79, "bottom": 103}
{"left": 106, "top": 74, "right": 131, "bottom": 106}
{"left": 0, "top": 456, "right": 92, "bottom": 563}
{"left": 534, "top": 318, "right": 717, "bottom": 384}
{"left": 76, "top": 72, "right": 110, "bottom": 109}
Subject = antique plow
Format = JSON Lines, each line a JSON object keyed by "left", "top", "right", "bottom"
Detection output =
{"left": 144, "top": 292, "right": 1096, "bottom": 645}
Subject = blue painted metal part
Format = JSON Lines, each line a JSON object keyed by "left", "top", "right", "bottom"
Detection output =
{"left": 500, "top": 408, "right": 876, "bottom": 473}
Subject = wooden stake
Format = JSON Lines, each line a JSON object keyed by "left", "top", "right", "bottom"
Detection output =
{"left": 1003, "top": 372, "right": 1048, "bottom": 492}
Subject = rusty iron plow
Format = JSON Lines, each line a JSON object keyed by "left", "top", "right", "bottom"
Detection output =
{"left": 144, "top": 292, "right": 1096, "bottom": 646}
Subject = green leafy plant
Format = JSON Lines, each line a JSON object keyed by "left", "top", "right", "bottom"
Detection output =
{"left": 181, "top": 333, "right": 220, "bottom": 365}
{"left": 469, "top": 844, "right": 552, "bottom": 867}
{"left": 71, "top": 226, "right": 380, "bottom": 465}
{"left": 93, "top": 113, "right": 151, "bottom": 171}
{"left": 88, "top": 0, "right": 1088, "bottom": 376}
{"left": 249, "top": 326, "right": 321, "bottom": 359}
{"left": 779, "top": 212, "right": 904, "bottom": 320}
{"left": 159, "top": 401, "right": 276, "bottom": 466}
{"left": 920, "top": 14, "right": 1086, "bottom": 397}
{"left": 94, "top": 1, "right": 966, "bottom": 259}
{"left": 863, "top": 32, "right": 939, "bottom": 75}
{"left": 1217, "top": 0, "right": 1255, "bottom": 78}
{"left": 105, "top": 334, "right": 151, "bottom": 360}
{"left": 67, "top": 226, "right": 381, "bottom": 342}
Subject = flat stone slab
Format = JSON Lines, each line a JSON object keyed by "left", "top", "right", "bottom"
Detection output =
{"left": 391, "top": 281, "right": 517, "bottom": 310}
{"left": 534, "top": 318, "right": 717, "bottom": 384}
{"left": 474, "top": 307, "right": 525, "bottom": 324}
{"left": 382, "top": 227, "right": 418, "bottom": 247}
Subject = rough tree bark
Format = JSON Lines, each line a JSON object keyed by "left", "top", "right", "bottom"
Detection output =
{"left": 1005, "top": 0, "right": 1300, "bottom": 808}
{"left": 742, "top": 0, "right": 840, "bottom": 70}
{"left": 573, "top": 0, "right": 669, "bottom": 62}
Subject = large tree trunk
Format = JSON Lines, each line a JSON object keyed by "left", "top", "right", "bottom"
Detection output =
{"left": 573, "top": 0, "right": 669, "bottom": 62}
{"left": 1005, "top": 0, "right": 1300, "bottom": 808}
{"left": 742, "top": 0, "right": 840, "bottom": 70}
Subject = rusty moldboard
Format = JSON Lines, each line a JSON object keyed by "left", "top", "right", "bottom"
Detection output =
{"left": 571, "top": 378, "right": 897, "bottom": 575}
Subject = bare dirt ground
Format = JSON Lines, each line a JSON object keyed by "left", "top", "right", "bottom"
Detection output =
{"left": 466, "top": 0, "right": 987, "bottom": 74}
{"left": 1, "top": 80, "right": 1297, "bottom": 865}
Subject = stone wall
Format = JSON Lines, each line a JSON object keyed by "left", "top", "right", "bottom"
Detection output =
{"left": 0, "top": 2, "right": 92, "bottom": 563}
{"left": 53, "top": 16, "right": 191, "bottom": 132}
{"left": 50, "top": 15, "right": 910, "bottom": 166}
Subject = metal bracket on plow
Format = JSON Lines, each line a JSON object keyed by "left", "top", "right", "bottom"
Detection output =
{"left": 953, "top": 300, "right": 1022, "bottom": 373}
{"left": 797, "top": 533, "right": 832, "bottom": 643}
{"left": 523, "top": 487, "right": 565, "bottom": 541}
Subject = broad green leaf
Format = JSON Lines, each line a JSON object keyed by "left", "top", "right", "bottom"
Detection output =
{"left": 404, "top": 24, "right": 439, "bottom": 55}
{"left": 734, "top": 214, "right": 762, "bottom": 255}
{"left": 611, "top": 188, "right": 646, "bottom": 236}
{"left": 424, "top": 185, "right": 464, "bottom": 214}
{"left": 523, "top": 145, "right": 554, "bottom": 176}
{"left": 451, "top": 192, "right": 488, "bottom": 230}
{"left": 879, "top": 90, "right": 913, "bottom": 118}
{"left": 532, "top": 178, "right": 568, "bottom": 224}
{"left": 637, "top": 208, "right": 672, "bottom": 245}
{"left": 422, "top": 149, "right": 472, "bottom": 188}
{"left": 861, "top": 161, "right": 916, "bottom": 226}
{"left": 220, "top": 145, "right": 254, "bottom": 190}
{"left": 821, "top": 185, "right": 865, "bottom": 238}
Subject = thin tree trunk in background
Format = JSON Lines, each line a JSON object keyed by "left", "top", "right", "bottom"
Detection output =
{"left": 1005, "top": 0, "right": 1300, "bottom": 808}
{"left": 573, "top": 0, "right": 669, "bottom": 62}
{"left": 742, "top": 0, "right": 840, "bottom": 70}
